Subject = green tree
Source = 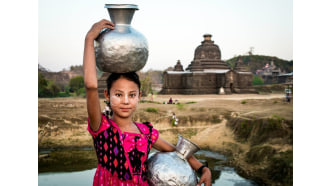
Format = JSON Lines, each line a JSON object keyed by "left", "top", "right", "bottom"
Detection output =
{"left": 47, "top": 81, "right": 61, "bottom": 97}
{"left": 69, "top": 76, "right": 85, "bottom": 95}
{"left": 77, "top": 88, "right": 86, "bottom": 97}
{"left": 38, "top": 72, "right": 62, "bottom": 97}
{"left": 38, "top": 72, "right": 48, "bottom": 97}
{"left": 140, "top": 75, "right": 152, "bottom": 96}
{"left": 252, "top": 75, "right": 264, "bottom": 85}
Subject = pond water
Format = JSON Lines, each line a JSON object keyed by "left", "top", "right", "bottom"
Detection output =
{"left": 38, "top": 149, "right": 257, "bottom": 186}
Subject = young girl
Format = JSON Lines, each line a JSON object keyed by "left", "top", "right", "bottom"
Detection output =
{"left": 83, "top": 19, "right": 211, "bottom": 186}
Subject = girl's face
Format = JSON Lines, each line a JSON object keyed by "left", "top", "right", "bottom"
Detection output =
{"left": 106, "top": 77, "right": 141, "bottom": 119}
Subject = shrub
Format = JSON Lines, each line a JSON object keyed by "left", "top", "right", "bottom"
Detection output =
{"left": 58, "top": 92, "right": 70, "bottom": 97}
{"left": 77, "top": 87, "right": 86, "bottom": 97}
{"left": 267, "top": 150, "right": 293, "bottom": 185}
{"left": 252, "top": 75, "right": 264, "bottom": 85}
{"left": 245, "top": 145, "right": 275, "bottom": 164}
{"left": 69, "top": 76, "right": 84, "bottom": 95}
{"left": 140, "top": 75, "right": 152, "bottom": 96}
{"left": 146, "top": 107, "right": 158, "bottom": 113}
{"left": 38, "top": 72, "right": 61, "bottom": 97}
{"left": 241, "top": 100, "right": 247, "bottom": 104}
{"left": 48, "top": 82, "right": 61, "bottom": 97}
{"left": 38, "top": 72, "right": 48, "bottom": 97}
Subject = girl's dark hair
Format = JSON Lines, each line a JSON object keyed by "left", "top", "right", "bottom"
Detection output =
{"left": 106, "top": 72, "right": 141, "bottom": 92}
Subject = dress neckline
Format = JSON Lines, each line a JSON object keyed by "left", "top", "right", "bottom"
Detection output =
{"left": 109, "top": 119, "right": 143, "bottom": 135}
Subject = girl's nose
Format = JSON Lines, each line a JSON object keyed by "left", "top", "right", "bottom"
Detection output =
{"left": 123, "top": 95, "right": 129, "bottom": 104}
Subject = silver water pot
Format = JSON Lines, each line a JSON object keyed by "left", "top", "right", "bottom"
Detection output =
{"left": 146, "top": 136, "right": 200, "bottom": 186}
{"left": 95, "top": 4, "right": 148, "bottom": 73}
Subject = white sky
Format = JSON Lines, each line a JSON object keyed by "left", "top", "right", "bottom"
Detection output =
{"left": 39, "top": 0, "right": 293, "bottom": 72}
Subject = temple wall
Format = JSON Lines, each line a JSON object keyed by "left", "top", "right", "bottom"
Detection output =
{"left": 237, "top": 73, "right": 253, "bottom": 88}
{"left": 161, "top": 71, "right": 256, "bottom": 94}
{"left": 161, "top": 72, "right": 229, "bottom": 94}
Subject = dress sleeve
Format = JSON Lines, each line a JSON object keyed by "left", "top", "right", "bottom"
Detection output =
{"left": 150, "top": 127, "right": 159, "bottom": 145}
{"left": 87, "top": 114, "right": 111, "bottom": 136}
{"left": 142, "top": 122, "right": 159, "bottom": 145}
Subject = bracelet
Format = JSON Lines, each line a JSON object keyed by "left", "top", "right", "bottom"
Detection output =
{"left": 197, "top": 164, "right": 208, "bottom": 174}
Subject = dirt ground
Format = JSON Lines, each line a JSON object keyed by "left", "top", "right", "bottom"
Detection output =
{"left": 38, "top": 93, "right": 292, "bottom": 149}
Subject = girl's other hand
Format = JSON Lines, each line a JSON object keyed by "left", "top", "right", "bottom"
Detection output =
{"left": 85, "top": 19, "right": 115, "bottom": 41}
{"left": 197, "top": 167, "right": 212, "bottom": 186}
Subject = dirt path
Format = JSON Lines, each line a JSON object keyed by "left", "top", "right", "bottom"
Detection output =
{"left": 151, "top": 93, "right": 285, "bottom": 102}
{"left": 156, "top": 124, "right": 218, "bottom": 131}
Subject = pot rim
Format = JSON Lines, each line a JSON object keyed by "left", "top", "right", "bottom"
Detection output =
{"left": 104, "top": 4, "right": 139, "bottom": 10}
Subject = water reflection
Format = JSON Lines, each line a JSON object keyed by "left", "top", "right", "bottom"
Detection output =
{"left": 39, "top": 169, "right": 95, "bottom": 186}
{"left": 38, "top": 148, "right": 97, "bottom": 173}
{"left": 38, "top": 149, "right": 257, "bottom": 185}
{"left": 194, "top": 150, "right": 257, "bottom": 186}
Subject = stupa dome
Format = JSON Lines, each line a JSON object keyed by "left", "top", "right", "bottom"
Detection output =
{"left": 194, "top": 34, "right": 221, "bottom": 60}
{"left": 186, "top": 34, "right": 229, "bottom": 71}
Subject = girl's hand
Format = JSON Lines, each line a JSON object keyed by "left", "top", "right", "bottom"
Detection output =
{"left": 85, "top": 19, "right": 115, "bottom": 41}
{"left": 197, "top": 167, "right": 212, "bottom": 186}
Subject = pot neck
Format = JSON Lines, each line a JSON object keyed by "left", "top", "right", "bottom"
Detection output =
{"left": 175, "top": 136, "right": 200, "bottom": 160}
{"left": 175, "top": 150, "right": 187, "bottom": 160}
{"left": 107, "top": 8, "right": 136, "bottom": 25}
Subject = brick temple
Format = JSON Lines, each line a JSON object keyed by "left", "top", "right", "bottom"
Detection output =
{"left": 160, "top": 34, "right": 256, "bottom": 94}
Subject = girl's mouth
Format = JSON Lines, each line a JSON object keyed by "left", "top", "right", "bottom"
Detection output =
{"left": 120, "top": 108, "right": 131, "bottom": 112}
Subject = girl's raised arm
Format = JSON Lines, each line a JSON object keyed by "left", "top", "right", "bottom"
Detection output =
{"left": 83, "top": 19, "right": 114, "bottom": 131}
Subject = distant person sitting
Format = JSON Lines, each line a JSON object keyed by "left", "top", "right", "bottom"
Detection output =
{"left": 286, "top": 93, "right": 291, "bottom": 103}
{"left": 285, "top": 88, "right": 291, "bottom": 103}
{"left": 168, "top": 97, "right": 173, "bottom": 104}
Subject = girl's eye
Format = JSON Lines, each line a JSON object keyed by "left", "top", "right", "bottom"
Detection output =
{"left": 130, "top": 94, "right": 136, "bottom": 98}
{"left": 115, "top": 93, "right": 122, "bottom": 97}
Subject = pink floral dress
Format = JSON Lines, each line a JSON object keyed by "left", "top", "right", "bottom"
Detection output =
{"left": 87, "top": 114, "right": 159, "bottom": 186}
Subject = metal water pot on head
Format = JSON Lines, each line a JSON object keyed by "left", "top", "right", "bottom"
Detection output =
{"left": 95, "top": 4, "right": 148, "bottom": 73}
{"left": 146, "top": 135, "right": 201, "bottom": 186}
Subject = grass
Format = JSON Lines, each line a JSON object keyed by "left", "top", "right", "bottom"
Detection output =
{"left": 182, "top": 128, "right": 198, "bottom": 138}
{"left": 140, "top": 100, "right": 161, "bottom": 104}
{"left": 176, "top": 103, "right": 185, "bottom": 110}
{"left": 229, "top": 117, "right": 292, "bottom": 146}
{"left": 145, "top": 107, "right": 158, "bottom": 113}
{"left": 245, "top": 145, "right": 275, "bottom": 164}
{"left": 241, "top": 100, "right": 247, "bottom": 104}
{"left": 211, "top": 115, "right": 222, "bottom": 123}
{"left": 238, "top": 119, "right": 253, "bottom": 141}
{"left": 271, "top": 114, "right": 285, "bottom": 121}
{"left": 267, "top": 150, "right": 293, "bottom": 185}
